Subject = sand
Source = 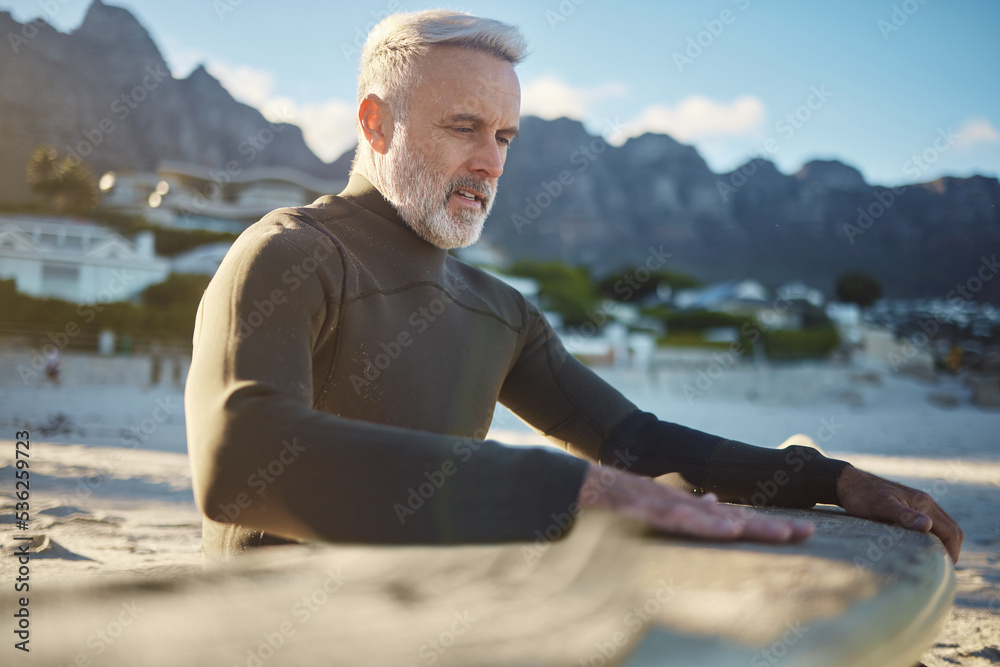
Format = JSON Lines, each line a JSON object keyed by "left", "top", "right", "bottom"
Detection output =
{"left": 0, "top": 362, "right": 997, "bottom": 665}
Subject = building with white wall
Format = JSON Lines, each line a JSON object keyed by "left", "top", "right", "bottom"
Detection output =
{"left": 99, "top": 161, "right": 346, "bottom": 233}
{"left": 0, "top": 215, "right": 171, "bottom": 303}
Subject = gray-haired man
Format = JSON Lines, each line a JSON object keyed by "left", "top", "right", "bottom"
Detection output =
{"left": 185, "top": 10, "right": 962, "bottom": 564}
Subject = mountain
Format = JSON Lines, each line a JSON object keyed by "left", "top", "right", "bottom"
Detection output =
{"left": 0, "top": 0, "right": 349, "bottom": 204}
{"left": 2, "top": 1, "right": 998, "bottom": 300}
{"left": 486, "top": 117, "right": 1000, "bottom": 300}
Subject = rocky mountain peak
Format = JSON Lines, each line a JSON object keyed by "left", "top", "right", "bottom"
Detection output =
{"left": 793, "top": 159, "right": 867, "bottom": 190}
{"left": 183, "top": 64, "right": 231, "bottom": 98}
{"left": 74, "top": 0, "right": 166, "bottom": 69}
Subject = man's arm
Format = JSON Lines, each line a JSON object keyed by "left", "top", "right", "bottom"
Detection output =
{"left": 499, "top": 303, "right": 847, "bottom": 505}
{"left": 571, "top": 460, "right": 963, "bottom": 562}
{"left": 602, "top": 414, "right": 963, "bottom": 562}
{"left": 499, "top": 302, "right": 962, "bottom": 561}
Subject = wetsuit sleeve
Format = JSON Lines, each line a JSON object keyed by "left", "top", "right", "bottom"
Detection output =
{"left": 185, "top": 221, "right": 588, "bottom": 545}
{"left": 606, "top": 411, "right": 849, "bottom": 507}
{"left": 499, "top": 302, "right": 849, "bottom": 508}
{"left": 498, "top": 303, "right": 639, "bottom": 461}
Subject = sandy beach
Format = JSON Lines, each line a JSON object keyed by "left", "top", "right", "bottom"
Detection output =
{"left": 1, "top": 360, "right": 997, "bottom": 665}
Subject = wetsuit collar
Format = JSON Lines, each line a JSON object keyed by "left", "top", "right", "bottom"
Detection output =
{"left": 338, "top": 172, "right": 404, "bottom": 226}
{"left": 336, "top": 172, "right": 451, "bottom": 266}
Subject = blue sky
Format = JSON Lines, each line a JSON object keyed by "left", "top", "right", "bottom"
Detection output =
{"left": 5, "top": 0, "right": 999, "bottom": 186}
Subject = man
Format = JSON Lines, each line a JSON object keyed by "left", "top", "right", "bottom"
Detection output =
{"left": 184, "top": 10, "right": 962, "bottom": 564}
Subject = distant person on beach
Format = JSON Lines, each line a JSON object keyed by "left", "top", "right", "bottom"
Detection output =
{"left": 184, "top": 10, "right": 962, "bottom": 565}
{"left": 44, "top": 347, "right": 60, "bottom": 386}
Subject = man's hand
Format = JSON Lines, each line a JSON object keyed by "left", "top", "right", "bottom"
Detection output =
{"left": 836, "top": 465, "right": 963, "bottom": 564}
{"left": 577, "top": 465, "right": 815, "bottom": 543}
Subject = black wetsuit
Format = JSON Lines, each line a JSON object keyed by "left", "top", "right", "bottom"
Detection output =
{"left": 185, "top": 174, "right": 848, "bottom": 563}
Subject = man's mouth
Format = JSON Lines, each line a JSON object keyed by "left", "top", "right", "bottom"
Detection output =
{"left": 450, "top": 187, "right": 487, "bottom": 209}
{"left": 456, "top": 188, "right": 481, "bottom": 201}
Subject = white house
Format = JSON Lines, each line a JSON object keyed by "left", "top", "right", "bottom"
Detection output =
{"left": 777, "top": 281, "right": 825, "bottom": 307}
{"left": 673, "top": 279, "right": 771, "bottom": 313}
{"left": 0, "top": 215, "right": 171, "bottom": 303}
{"left": 99, "top": 161, "right": 347, "bottom": 233}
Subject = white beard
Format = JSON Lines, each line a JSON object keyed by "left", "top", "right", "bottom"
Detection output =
{"left": 372, "top": 123, "right": 496, "bottom": 249}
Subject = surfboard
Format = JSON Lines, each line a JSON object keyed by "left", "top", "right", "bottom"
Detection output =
{"left": 622, "top": 506, "right": 955, "bottom": 667}
{"left": 2, "top": 506, "right": 953, "bottom": 666}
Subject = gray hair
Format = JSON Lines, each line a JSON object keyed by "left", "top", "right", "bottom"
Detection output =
{"left": 356, "top": 10, "right": 527, "bottom": 120}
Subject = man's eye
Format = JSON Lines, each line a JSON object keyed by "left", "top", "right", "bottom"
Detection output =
{"left": 454, "top": 127, "right": 473, "bottom": 134}
{"left": 498, "top": 136, "right": 512, "bottom": 146}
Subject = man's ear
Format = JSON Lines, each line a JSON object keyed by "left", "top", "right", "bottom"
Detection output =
{"left": 359, "top": 94, "right": 391, "bottom": 155}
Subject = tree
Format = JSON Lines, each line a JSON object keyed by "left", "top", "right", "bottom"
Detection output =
{"left": 25, "top": 145, "right": 100, "bottom": 212}
{"left": 835, "top": 271, "right": 882, "bottom": 308}
{"left": 506, "top": 260, "right": 599, "bottom": 327}
{"left": 24, "top": 146, "right": 63, "bottom": 200}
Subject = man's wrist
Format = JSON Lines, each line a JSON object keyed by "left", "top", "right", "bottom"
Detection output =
{"left": 834, "top": 464, "right": 858, "bottom": 508}
{"left": 577, "top": 464, "right": 614, "bottom": 510}
{"left": 702, "top": 441, "right": 850, "bottom": 508}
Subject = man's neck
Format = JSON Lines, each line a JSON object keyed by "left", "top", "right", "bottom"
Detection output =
{"left": 350, "top": 154, "right": 387, "bottom": 199}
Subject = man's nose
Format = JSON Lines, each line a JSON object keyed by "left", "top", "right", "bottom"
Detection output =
{"left": 468, "top": 136, "right": 504, "bottom": 179}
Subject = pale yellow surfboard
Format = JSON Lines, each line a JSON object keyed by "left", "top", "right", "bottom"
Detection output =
{"left": 2, "top": 507, "right": 952, "bottom": 666}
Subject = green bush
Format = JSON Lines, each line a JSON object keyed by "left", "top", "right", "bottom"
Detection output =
{"left": 662, "top": 310, "right": 744, "bottom": 331}
{"left": 642, "top": 307, "right": 745, "bottom": 331}
{"left": 597, "top": 267, "right": 700, "bottom": 302}
{"left": 0, "top": 273, "right": 208, "bottom": 348}
{"left": 149, "top": 227, "right": 238, "bottom": 257}
{"left": 760, "top": 324, "right": 841, "bottom": 360}
{"left": 505, "top": 260, "right": 599, "bottom": 327}
{"left": 140, "top": 273, "right": 211, "bottom": 339}
{"left": 649, "top": 307, "right": 840, "bottom": 359}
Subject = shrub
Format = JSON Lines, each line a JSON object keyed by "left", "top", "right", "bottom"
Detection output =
{"left": 662, "top": 310, "right": 744, "bottom": 332}
{"left": 597, "top": 267, "right": 700, "bottom": 302}
{"left": 505, "top": 260, "right": 599, "bottom": 327}
{"left": 0, "top": 273, "right": 208, "bottom": 349}
{"left": 760, "top": 324, "right": 841, "bottom": 360}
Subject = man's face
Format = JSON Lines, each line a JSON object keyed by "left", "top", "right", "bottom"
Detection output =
{"left": 373, "top": 45, "right": 521, "bottom": 249}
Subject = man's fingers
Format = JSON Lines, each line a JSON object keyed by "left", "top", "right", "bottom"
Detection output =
{"left": 580, "top": 465, "right": 815, "bottom": 546}
{"left": 887, "top": 494, "right": 962, "bottom": 564}
{"left": 896, "top": 488, "right": 964, "bottom": 563}
{"left": 922, "top": 503, "right": 963, "bottom": 564}
{"left": 837, "top": 466, "right": 964, "bottom": 564}
{"left": 731, "top": 515, "right": 791, "bottom": 542}
{"left": 914, "top": 510, "right": 962, "bottom": 564}
{"left": 720, "top": 510, "right": 814, "bottom": 543}
{"left": 640, "top": 499, "right": 743, "bottom": 540}
{"left": 939, "top": 530, "right": 963, "bottom": 565}
{"left": 788, "top": 519, "right": 816, "bottom": 541}
{"left": 896, "top": 505, "right": 932, "bottom": 532}
{"left": 642, "top": 497, "right": 810, "bottom": 544}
